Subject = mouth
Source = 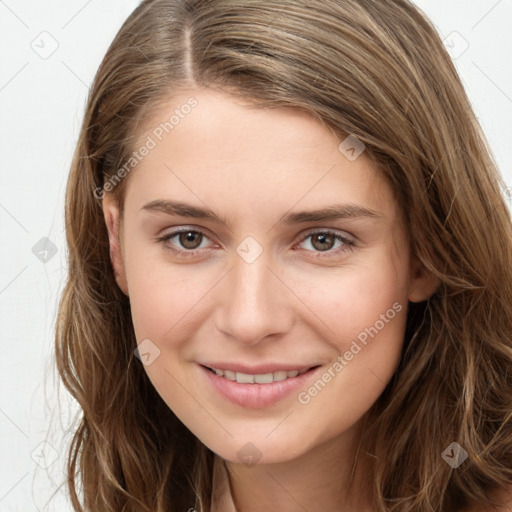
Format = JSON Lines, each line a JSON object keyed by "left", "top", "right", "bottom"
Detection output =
{"left": 199, "top": 363, "right": 323, "bottom": 409}
{"left": 201, "top": 364, "right": 320, "bottom": 384}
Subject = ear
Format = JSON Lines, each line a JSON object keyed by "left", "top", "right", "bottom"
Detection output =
{"left": 407, "top": 253, "right": 440, "bottom": 303}
{"left": 102, "top": 193, "right": 129, "bottom": 296}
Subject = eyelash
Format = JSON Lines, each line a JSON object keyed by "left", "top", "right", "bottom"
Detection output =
{"left": 155, "top": 228, "right": 355, "bottom": 259}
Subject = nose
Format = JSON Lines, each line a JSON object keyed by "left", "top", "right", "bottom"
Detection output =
{"left": 215, "top": 248, "right": 294, "bottom": 346}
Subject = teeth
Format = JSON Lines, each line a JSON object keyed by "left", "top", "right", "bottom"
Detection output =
{"left": 254, "top": 373, "right": 273, "bottom": 384}
{"left": 209, "top": 367, "right": 311, "bottom": 383}
{"left": 236, "top": 372, "right": 255, "bottom": 384}
{"left": 273, "top": 370, "right": 288, "bottom": 381}
{"left": 224, "top": 370, "right": 236, "bottom": 381}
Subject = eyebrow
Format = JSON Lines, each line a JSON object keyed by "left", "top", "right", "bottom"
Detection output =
{"left": 141, "top": 199, "right": 383, "bottom": 227}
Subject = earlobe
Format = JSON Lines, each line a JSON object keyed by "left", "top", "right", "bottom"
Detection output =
{"left": 408, "top": 253, "right": 440, "bottom": 303}
{"left": 102, "top": 193, "right": 129, "bottom": 296}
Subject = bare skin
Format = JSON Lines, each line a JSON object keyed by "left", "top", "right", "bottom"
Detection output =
{"left": 102, "top": 86, "right": 448, "bottom": 511}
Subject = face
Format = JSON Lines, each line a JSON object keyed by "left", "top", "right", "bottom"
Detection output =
{"left": 103, "top": 87, "right": 438, "bottom": 465}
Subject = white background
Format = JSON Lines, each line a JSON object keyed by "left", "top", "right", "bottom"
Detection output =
{"left": 0, "top": 1, "right": 511, "bottom": 510}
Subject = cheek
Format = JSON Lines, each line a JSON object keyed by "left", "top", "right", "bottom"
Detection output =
{"left": 290, "top": 254, "right": 408, "bottom": 346}
{"left": 123, "top": 248, "right": 216, "bottom": 421}
{"left": 123, "top": 233, "right": 216, "bottom": 343}
{"left": 292, "top": 263, "right": 408, "bottom": 439}
{"left": 128, "top": 270, "right": 201, "bottom": 341}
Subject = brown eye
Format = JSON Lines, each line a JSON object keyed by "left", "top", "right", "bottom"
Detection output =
{"left": 179, "top": 231, "right": 203, "bottom": 249}
{"left": 310, "top": 232, "right": 335, "bottom": 251}
{"left": 297, "top": 230, "right": 355, "bottom": 257}
{"left": 156, "top": 228, "right": 212, "bottom": 256}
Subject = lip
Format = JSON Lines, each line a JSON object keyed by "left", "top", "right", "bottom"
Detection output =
{"left": 198, "top": 363, "right": 322, "bottom": 409}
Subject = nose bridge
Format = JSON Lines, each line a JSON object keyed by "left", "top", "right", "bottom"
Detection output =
{"left": 216, "top": 244, "right": 292, "bottom": 345}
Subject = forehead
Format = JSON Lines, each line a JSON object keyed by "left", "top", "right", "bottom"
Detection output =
{"left": 125, "top": 88, "right": 398, "bottom": 225}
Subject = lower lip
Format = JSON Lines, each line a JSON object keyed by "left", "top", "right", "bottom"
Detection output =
{"left": 199, "top": 364, "right": 321, "bottom": 409}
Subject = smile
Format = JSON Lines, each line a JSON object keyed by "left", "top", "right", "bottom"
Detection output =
{"left": 199, "top": 363, "right": 322, "bottom": 409}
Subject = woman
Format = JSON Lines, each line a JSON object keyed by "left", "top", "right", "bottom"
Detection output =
{"left": 55, "top": 0, "right": 512, "bottom": 510}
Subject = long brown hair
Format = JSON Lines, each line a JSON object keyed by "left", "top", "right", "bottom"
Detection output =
{"left": 55, "top": 0, "right": 512, "bottom": 510}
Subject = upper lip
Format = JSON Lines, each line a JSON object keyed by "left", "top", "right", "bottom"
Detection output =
{"left": 199, "top": 362, "right": 320, "bottom": 374}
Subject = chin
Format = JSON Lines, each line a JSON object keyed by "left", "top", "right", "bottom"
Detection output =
{"left": 200, "top": 428, "right": 315, "bottom": 467}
